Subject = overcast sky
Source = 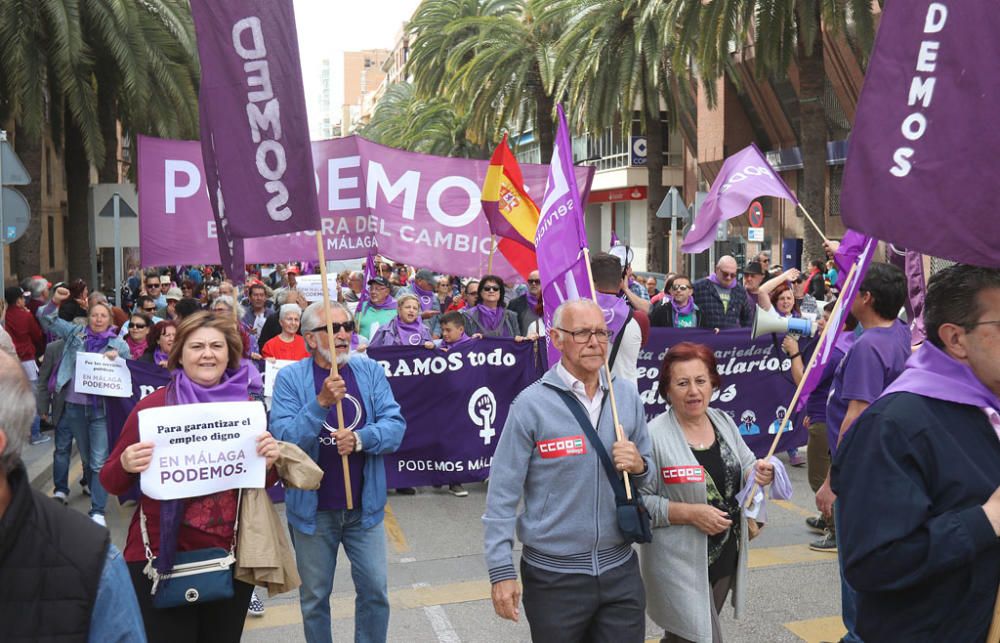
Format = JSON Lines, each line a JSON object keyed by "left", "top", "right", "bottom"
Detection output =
{"left": 293, "top": 0, "right": 422, "bottom": 130}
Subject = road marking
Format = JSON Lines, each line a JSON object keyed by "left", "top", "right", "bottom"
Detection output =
{"left": 783, "top": 615, "right": 846, "bottom": 642}
{"left": 243, "top": 579, "right": 493, "bottom": 631}
{"left": 384, "top": 502, "right": 410, "bottom": 553}
{"left": 748, "top": 544, "right": 838, "bottom": 569}
{"left": 773, "top": 499, "right": 817, "bottom": 519}
{"left": 414, "top": 583, "right": 461, "bottom": 642}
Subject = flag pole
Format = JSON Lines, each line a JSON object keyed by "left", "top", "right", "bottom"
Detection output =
{"left": 796, "top": 203, "right": 832, "bottom": 246}
{"left": 487, "top": 235, "right": 496, "bottom": 274}
{"left": 315, "top": 234, "right": 354, "bottom": 510}
{"left": 582, "top": 246, "right": 632, "bottom": 500}
{"left": 743, "top": 261, "right": 859, "bottom": 509}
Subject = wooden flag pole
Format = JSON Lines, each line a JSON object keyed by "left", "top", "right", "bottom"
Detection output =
{"left": 796, "top": 203, "right": 832, "bottom": 246}
{"left": 315, "top": 235, "right": 354, "bottom": 510}
{"left": 487, "top": 235, "right": 496, "bottom": 274}
{"left": 581, "top": 247, "right": 633, "bottom": 500}
{"left": 743, "top": 261, "right": 860, "bottom": 509}
{"left": 986, "top": 590, "right": 1000, "bottom": 643}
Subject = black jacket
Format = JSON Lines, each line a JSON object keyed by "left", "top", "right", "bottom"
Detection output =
{"left": 0, "top": 463, "right": 109, "bottom": 641}
{"left": 832, "top": 393, "right": 1000, "bottom": 642}
{"left": 507, "top": 294, "right": 540, "bottom": 335}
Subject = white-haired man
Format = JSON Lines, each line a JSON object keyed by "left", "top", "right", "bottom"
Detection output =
{"left": 270, "top": 301, "right": 406, "bottom": 643}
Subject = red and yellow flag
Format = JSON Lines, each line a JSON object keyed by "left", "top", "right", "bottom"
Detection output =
{"left": 480, "top": 135, "right": 539, "bottom": 277}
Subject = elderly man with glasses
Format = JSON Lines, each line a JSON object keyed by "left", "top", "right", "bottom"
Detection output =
{"left": 270, "top": 301, "right": 405, "bottom": 643}
{"left": 692, "top": 256, "right": 755, "bottom": 329}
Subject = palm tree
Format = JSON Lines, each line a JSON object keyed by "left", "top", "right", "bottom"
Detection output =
{"left": 549, "top": 0, "right": 683, "bottom": 272}
{"left": 666, "top": 0, "right": 877, "bottom": 262}
{"left": 359, "top": 82, "right": 489, "bottom": 158}
{"left": 407, "top": 0, "right": 561, "bottom": 162}
{"left": 0, "top": 0, "right": 199, "bottom": 280}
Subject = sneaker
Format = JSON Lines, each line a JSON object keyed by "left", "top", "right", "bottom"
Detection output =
{"left": 81, "top": 482, "right": 91, "bottom": 497}
{"left": 90, "top": 514, "right": 107, "bottom": 528}
{"left": 52, "top": 491, "right": 69, "bottom": 505}
{"left": 788, "top": 450, "right": 807, "bottom": 467}
{"left": 448, "top": 484, "right": 469, "bottom": 497}
{"left": 395, "top": 488, "right": 416, "bottom": 496}
{"left": 30, "top": 434, "right": 52, "bottom": 445}
{"left": 805, "top": 514, "right": 828, "bottom": 533}
{"left": 809, "top": 530, "right": 837, "bottom": 552}
{"left": 248, "top": 590, "right": 265, "bottom": 617}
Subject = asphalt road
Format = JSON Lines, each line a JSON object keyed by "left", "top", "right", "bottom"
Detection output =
{"left": 25, "top": 439, "right": 847, "bottom": 642}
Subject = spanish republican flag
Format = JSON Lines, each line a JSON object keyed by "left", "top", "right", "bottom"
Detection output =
{"left": 481, "top": 135, "right": 539, "bottom": 278}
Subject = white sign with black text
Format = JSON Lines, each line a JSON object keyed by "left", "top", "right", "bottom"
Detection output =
{"left": 73, "top": 352, "right": 133, "bottom": 398}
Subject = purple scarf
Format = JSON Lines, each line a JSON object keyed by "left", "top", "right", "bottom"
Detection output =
{"left": 671, "top": 297, "right": 695, "bottom": 326}
{"left": 85, "top": 327, "right": 117, "bottom": 353}
{"left": 881, "top": 342, "right": 1000, "bottom": 428}
{"left": 365, "top": 295, "right": 397, "bottom": 312}
{"left": 156, "top": 363, "right": 252, "bottom": 575}
{"left": 595, "top": 292, "right": 631, "bottom": 338}
{"left": 473, "top": 304, "right": 505, "bottom": 332}
{"left": 525, "top": 291, "right": 540, "bottom": 311}
{"left": 442, "top": 333, "right": 472, "bottom": 350}
{"left": 153, "top": 347, "right": 170, "bottom": 366}
{"left": 411, "top": 282, "right": 436, "bottom": 313}
{"left": 707, "top": 273, "right": 736, "bottom": 289}
{"left": 393, "top": 316, "right": 431, "bottom": 346}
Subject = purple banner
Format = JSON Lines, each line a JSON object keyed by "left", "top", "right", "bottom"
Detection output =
{"left": 841, "top": 1, "right": 1000, "bottom": 267}
{"left": 681, "top": 143, "right": 798, "bottom": 254}
{"left": 637, "top": 328, "right": 806, "bottom": 457}
{"left": 137, "top": 135, "right": 593, "bottom": 281}
{"left": 368, "top": 339, "right": 545, "bottom": 487}
{"left": 189, "top": 0, "right": 321, "bottom": 241}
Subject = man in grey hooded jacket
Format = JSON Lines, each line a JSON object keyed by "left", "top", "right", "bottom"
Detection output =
{"left": 483, "top": 299, "right": 653, "bottom": 642}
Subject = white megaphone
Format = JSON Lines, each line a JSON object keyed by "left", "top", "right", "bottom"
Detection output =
{"left": 751, "top": 305, "right": 817, "bottom": 340}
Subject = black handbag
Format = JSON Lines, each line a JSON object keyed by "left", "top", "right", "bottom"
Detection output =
{"left": 549, "top": 385, "right": 653, "bottom": 544}
{"left": 140, "top": 491, "right": 241, "bottom": 609}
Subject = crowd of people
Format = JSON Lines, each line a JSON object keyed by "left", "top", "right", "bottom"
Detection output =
{"left": 2, "top": 249, "right": 998, "bottom": 643}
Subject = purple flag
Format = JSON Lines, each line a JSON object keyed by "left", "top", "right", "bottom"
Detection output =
{"left": 681, "top": 143, "right": 798, "bottom": 254}
{"left": 610, "top": 230, "right": 619, "bottom": 248}
{"left": 535, "top": 105, "right": 595, "bottom": 366}
{"left": 356, "top": 249, "right": 377, "bottom": 311}
{"left": 904, "top": 250, "right": 928, "bottom": 346}
{"left": 841, "top": 1, "right": 1000, "bottom": 268}
{"left": 190, "top": 0, "right": 322, "bottom": 280}
{"left": 796, "top": 231, "right": 877, "bottom": 411}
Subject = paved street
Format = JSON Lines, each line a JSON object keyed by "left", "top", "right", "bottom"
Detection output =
{"left": 25, "top": 440, "right": 847, "bottom": 642}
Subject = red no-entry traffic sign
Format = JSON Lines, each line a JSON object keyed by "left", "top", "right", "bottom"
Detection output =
{"left": 748, "top": 201, "right": 764, "bottom": 227}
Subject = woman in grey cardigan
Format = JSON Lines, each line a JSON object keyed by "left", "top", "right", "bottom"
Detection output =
{"left": 640, "top": 342, "right": 774, "bottom": 643}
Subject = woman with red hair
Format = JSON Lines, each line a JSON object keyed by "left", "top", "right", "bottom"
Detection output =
{"left": 639, "top": 342, "right": 776, "bottom": 643}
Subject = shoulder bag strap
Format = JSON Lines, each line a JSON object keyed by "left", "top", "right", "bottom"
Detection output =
{"left": 608, "top": 309, "right": 633, "bottom": 369}
{"left": 544, "top": 383, "right": 626, "bottom": 502}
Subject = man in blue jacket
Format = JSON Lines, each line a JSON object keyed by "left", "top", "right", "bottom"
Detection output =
{"left": 833, "top": 265, "right": 1000, "bottom": 642}
{"left": 270, "top": 301, "right": 406, "bottom": 643}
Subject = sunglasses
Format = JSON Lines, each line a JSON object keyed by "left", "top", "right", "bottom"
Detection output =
{"left": 306, "top": 321, "right": 356, "bottom": 334}
{"left": 527, "top": 279, "right": 541, "bottom": 285}
{"left": 146, "top": 283, "right": 161, "bottom": 289}
{"left": 481, "top": 285, "right": 501, "bottom": 293}
{"left": 671, "top": 284, "right": 691, "bottom": 292}
{"left": 130, "top": 323, "right": 148, "bottom": 330}
{"left": 142, "top": 306, "right": 156, "bottom": 312}
{"left": 719, "top": 271, "right": 737, "bottom": 279}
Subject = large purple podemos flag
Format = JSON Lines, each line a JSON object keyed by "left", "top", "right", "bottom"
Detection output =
{"left": 190, "top": 0, "right": 321, "bottom": 280}
{"left": 841, "top": 1, "right": 1000, "bottom": 268}
{"left": 681, "top": 143, "right": 799, "bottom": 254}
{"left": 535, "top": 105, "right": 594, "bottom": 366}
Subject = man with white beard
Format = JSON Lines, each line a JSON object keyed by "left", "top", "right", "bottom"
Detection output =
{"left": 270, "top": 301, "right": 406, "bottom": 643}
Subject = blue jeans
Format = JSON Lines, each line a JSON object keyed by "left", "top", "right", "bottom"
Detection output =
{"left": 290, "top": 509, "right": 389, "bottom": 643}
{"left": 836, "top": 501, "right": 863, "bottom": 642}
{"left": 62, "top": 402, "right": 109, "bottom": 516}
{"left": 52, "top": 412, "right": 91, "bottom": 495}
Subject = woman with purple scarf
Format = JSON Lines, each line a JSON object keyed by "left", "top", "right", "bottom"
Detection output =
{"left": 369, "top": 294, "right": 434, "bottom": 348}
{"left": 101, "top": 312, "right": 281, "bottom": 642}
{"left": 139, "top": 320, "right": 177, "bottom": 368}
{"left": 40, "top": 286, "right": 131, "bottom": 525}
{"left": 460, "top": 274, "right": 522, "bottom": 339}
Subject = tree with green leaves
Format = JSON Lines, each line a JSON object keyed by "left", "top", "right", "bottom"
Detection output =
{"left": 666, "top": 0, "right": 877, "bottom": 262}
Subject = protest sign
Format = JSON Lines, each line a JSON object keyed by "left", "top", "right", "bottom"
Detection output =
{"left": 295, "top": 274, "right": 339, "bottom": 302}
{"left": 367, "top": 338, "right": 545, "bottom": 488}
{"left": 137, "top": 401, "right": 267, "bottom": 500}
{"left": 264, "top": 359, "right": 296, "bottom": 398}
{"left": 137, "top": 135, "right": 593, "bottom": 280}
{"left": 637, "top": 328, "right": 807, "bottom": 455}
{"left": 73, "top": 352, "right": 133, "bottom": 398}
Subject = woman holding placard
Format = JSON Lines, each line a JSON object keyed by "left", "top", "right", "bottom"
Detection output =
{"left": 100, "top": 312, "right": 281, "bottom": 643}
{"left": 40, "top": 286, "right": 130, "bottom": 525}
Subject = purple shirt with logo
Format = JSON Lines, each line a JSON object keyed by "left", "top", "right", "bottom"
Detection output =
{"left": 805, "top": 334, "right": 854, "bottom": 425}
{"left": 312, "top": 361, "right": 365, "bottom": 510}
{"left": 826, "top": 320, "right": 911, "bottom": 455}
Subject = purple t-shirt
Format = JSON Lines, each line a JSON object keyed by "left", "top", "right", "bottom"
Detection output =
{"left": 312, "top": 361, "right": 365, "bottom": 510}
{"left": 826, "top": 320, "right": 911, "bottom": 455}
{"left": 804, "top": 334, "right": 854, "bottom": 424}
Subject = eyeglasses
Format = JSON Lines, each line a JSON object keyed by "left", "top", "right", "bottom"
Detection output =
{"left": 146, "top": 283, "right": 161, "bottom": 289}
{"left": 481, "top": 285, "right": 501, "bottom": 293}
{"left": 527, "top": 279, "right": 541, "bottom": 285}
{"left": 130, "top": 323, "right": 148, "bottom": 330}
{"left": 671, "top": 284, "right": 691, "bottom": 292}
{"left": 719, "top": 271, "right": 736, "bottom": 279}
{"left": 557, "top": 327, "right": 613, "bottom": 344}
{"left": 142, "top": 306, "right": 156, "bottom": 312}
{"left": 306, "top": 321, "right": 356, "bottom": 334}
